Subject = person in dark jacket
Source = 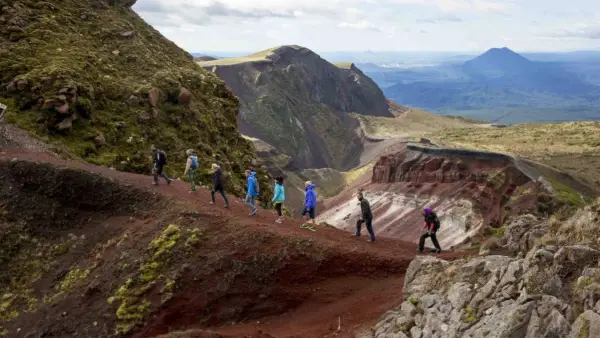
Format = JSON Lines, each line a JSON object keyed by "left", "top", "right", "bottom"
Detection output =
{"left": 356, "top": 191, "right": 375, "bottom": 242}
{"left": 418, "top": 207, "right": 442, "bottom": 253}
{"left": 151, "top": 145, "right": 171, "bottom": 186}
{"left": 210, "top": 163, "right": 229, "bottom": 208}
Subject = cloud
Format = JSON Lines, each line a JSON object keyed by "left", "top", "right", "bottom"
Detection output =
{"left": 338, "top": 20, "right": 381, "bottom": 31}
{"left": 417, "top": 13, "right": 463, "bottom": 23}
{"left": 387, "top": 0, "right": 511, "bottom": 14}
{"left": 133, "top": 0, "right": 348, "bottom": 25}
{"left": 549, "top": 26, "right": 600, "bottom": 39}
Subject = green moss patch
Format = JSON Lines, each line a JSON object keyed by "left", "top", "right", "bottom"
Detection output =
{"left": 108, "top": 224, "right": 182, "bottom": 334}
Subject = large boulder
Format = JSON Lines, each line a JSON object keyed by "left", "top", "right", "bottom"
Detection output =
{"left": 569, "top": 310, "right": 600, "bottom": 338}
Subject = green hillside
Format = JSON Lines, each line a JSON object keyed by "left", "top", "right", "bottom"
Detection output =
{"left": 0, "top": 0, "right": 270, "bottom": 201}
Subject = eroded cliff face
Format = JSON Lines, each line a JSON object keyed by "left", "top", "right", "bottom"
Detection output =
{"left": 198, "top": 45, "right": 394, "bottom": 170}
{"left": 319, "top": 144, "right": 543, "bottom": 249}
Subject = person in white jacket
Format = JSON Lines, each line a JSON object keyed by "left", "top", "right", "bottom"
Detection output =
{"left": 183, "top": 149, "right": 199, "bottom": 193}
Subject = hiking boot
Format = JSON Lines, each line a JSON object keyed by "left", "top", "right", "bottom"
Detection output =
{"left": 167, "top": 179, "right": 171, "bottom": 185}
{"left": 224, "top": 204, "right": 229, "bottom": 209}
{"left": 275, "top": 219, "right": 283, "bottom": 224}
{"left": 250, "top": 209, "right": 257, "bottom": 216}
{"left": 367, "top": 239, "right": 375, "bottom": 243}
{"left": 209, "top": 201, "right": 214, "bottom": 204}
{"left": 416, "top": 248, "right": 423, "bottom": 253}
{"left": 152, "top": 182, "right": 158, "bottom": 186}
{"left": 430, "top": 248, "right": 441, "bottom": 254}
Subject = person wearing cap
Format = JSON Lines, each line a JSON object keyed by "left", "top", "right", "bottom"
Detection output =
{"left": 418, "top": 207, "right": 442, "bottom": 253}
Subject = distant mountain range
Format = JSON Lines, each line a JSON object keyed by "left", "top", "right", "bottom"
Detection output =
{"left": 361, "top": 48, "right": 600, "bottom": 123}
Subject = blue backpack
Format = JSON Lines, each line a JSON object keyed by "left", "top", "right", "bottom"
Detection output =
{"left": 190, "top": 156, "right": 198, "bottom": 169}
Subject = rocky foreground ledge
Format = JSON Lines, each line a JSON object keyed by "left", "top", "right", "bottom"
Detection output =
{"left": 367, "top": 207, "right": 600, "bottom": 338}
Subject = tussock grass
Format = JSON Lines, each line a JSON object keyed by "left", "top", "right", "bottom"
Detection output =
{"left": 355, "top": 108, "right": 476, "bottom": 138}
{"left": 333, "top": 62, "right": 354, "bottom": 69}
{"left": 434, "top": 121, "right": 600, "bottom": 188}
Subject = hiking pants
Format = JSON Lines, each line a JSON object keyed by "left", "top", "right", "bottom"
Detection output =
{"left": 419, "top": 231, "right": 441, "bottom": 251}
{"left": 274, "top": 202, "right": 283, "bottom": 217}
{"left": 356, "top": 218, "right": 375, "bottom": 242}
{"left": 211, "top": 186, "right": 229, "bottom": 205}
{"left": 245, "top": 194, "right": 256, "bottom": 210}
{"left": 188, "top": 169, "right": 196, "bottom": 191}
{"left": 153, "top": 164, "right": 170, "bottom": 184}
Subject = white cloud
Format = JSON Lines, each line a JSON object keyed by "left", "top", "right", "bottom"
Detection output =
{"left": 132, "top": 0, "right": 600, "bottom": 52}
{"left": 387, "top": 0, "right": 511, "bottom": 13}
{"left": 338, "top": 20, "right": 381, "bottom": 31}
{"left": 548, "top": 25, "right": 600, "bottom": 40}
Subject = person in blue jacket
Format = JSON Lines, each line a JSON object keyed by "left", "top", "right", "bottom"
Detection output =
{"left": 245, "top": 169, "right": 259, "bottom": 216}
{"left": 301, "top": 181, "right": 317, "bottom": 225}
{"left": 272, "top": 176, "right": 285, "bottom": 224}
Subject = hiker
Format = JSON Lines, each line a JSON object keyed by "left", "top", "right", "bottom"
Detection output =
{"left": 356, "top": 191, "right": 375, "bottom": 243}
{"left": 151, "top": 145, "right": 171, "bottom": 186}
{"left": 245, "top": 169, "right": 259, "bottom": 216}
{"left": 183, "top": 149, "right": 198, "bottom": 193}
{"left": 272, "top": 176, "right": 285, "bottom": 223}
{"left": 210, "top": 163, "right": 229, "bottom": 208}
{"left": 418, "top": 207, "right": 442, "bottom": 253}
{"left": 301, "top": 181, "right": 317, "bottom": 224}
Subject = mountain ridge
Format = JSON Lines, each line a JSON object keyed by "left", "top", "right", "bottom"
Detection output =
{"left": 198, "top": 45, "right": 396, "bottom": 170}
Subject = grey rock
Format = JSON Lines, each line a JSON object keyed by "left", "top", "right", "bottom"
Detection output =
{"left": 410, "top": 326, "right": 422, "bottom": 338}
{"left": 499, "top": 260, "right": 523, "bottom": 288}
{"left": 148, "top": 87, "right": 160, "bottom": 107}
{"left": 569, "top": 310, "right": 600, "bottom": 338}
{"left": 554, "top": 245, "right": 600, "bottom": 265}
{"left": 447, "top": 282, "right": 473, "bottom": 309}
{"left": 404, "top": 256, "right": 449, "bottom": 297}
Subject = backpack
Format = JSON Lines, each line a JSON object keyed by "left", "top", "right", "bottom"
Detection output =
{"left": 158, "top": 150, "right": 167, "bottom": 165}
{"left": 254, "top": 178, "right": 260, "bottom": 194}
{"left": 189, "top": 156, "right": 198, "bottom": 169}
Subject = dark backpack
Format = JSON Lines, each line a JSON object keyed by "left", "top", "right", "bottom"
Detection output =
{"left": 158, "top": 150, "right": 167, "bottom": 165}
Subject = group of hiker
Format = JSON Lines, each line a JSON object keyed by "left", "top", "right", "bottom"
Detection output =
{"left": 150, "top": 146, "right": 442, "bottom": 253}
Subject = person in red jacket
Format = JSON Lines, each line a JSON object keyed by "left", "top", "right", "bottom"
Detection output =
{"left": 418, "top": 207, "right": 442, "bottom": 253}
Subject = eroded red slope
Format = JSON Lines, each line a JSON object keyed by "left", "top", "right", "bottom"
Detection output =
{"left": 0, "top": 150, "right": 465, "bottom": 338}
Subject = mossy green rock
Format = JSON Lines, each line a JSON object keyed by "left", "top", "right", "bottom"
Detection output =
{"left": 0, "top": 0, "right": 270, "bottom": 200}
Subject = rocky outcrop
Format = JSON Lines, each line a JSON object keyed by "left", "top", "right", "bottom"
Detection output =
{"left": 198, "top": 45, "right": 394, "bottom": 170}
{"left": 370, "top": 200, "right": 600, "bottom": 338}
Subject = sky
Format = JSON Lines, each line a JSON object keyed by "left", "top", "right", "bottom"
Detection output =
{"left": 132, "top": 0, "right": 600, "bottom": 54}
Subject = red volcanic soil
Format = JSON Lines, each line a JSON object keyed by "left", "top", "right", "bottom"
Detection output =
{"left": 0, "top": 150, "right": 466, "bottom": 338}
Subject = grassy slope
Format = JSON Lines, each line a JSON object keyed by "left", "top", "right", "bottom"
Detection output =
{"left": 197, "top": 46, "right": 289, "bottom": 66}
{"left": 434, "top": 121, "right": 600, "bottom": 189}
{"left": 351, "top": 109, "right": 599, "bottom": 206}
{"left": 0, "top": 0, "right": 271, "bottom": 202}
{"left": 355, "top": 107, "right": 476, "bottom": 138}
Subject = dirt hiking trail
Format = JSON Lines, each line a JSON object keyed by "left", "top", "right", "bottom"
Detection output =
{"left": 0, "top": 150, "right": 465, "bottom": 338}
